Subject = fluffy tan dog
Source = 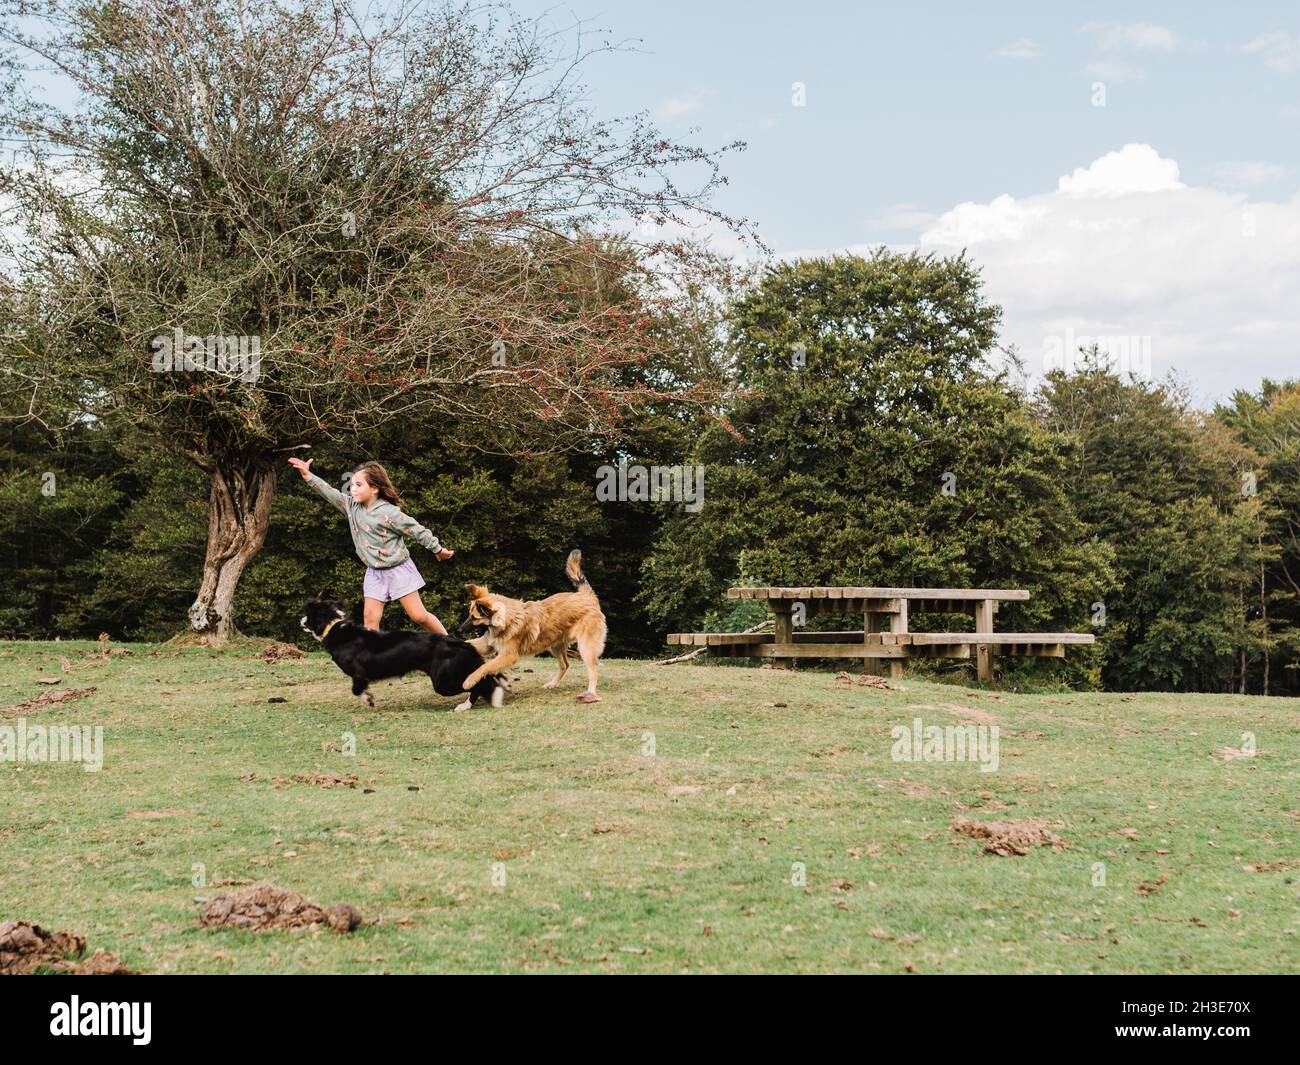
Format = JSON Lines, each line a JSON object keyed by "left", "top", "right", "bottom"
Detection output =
{"left": 459, "top": 550, "right": 607, "bottom": 703}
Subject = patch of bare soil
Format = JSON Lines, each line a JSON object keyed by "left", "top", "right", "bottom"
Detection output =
{"left": 284, "top": 773, "right": 357, "bottom": 789}
{"left": 75, "top": 949, "right": 135, "bottom": 974}
{"left": 238, "top": 772, "right": 358, "bottom": 789}
{"left": 259, "top": 643, "right": 305, "bottom": 663}
{"left": 1219, "top": 745, "right": 1258, "bottom": 762}
{"left": 1138, "top": 874, "right": 1170, "bottom": 896}
{"left": 248, "top": 773, "right": 359, "bottom": 789}
{"left": 0, "top": 921, "right": 134, "bottom": 975}
{"left": 834, "top": 671, "right": 894, "bottom": 689}
{"left": 951, "top": 816, "right": 1068, "bottom": 856}
{"left": 2, "top": 686, "right": 97, "bottom": 717}
{"left": 199, "top": 884, "right": 362, "bottom": 933}
{"left": 1242, "top": 859, "right": 1300, "bottom": 873}
{"left": 939, "top": 702, "right": 998, "bottom": 725}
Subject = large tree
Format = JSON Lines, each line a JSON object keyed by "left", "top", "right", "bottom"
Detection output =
{"left": 1217, "top": 379, "right": 1300, "bottom": 696}
{"left": 0, "top": 0, "right": 752, "bottom": 641}
{"left": 640, "top": 251, "right": 1113, "bottom": 686}
{"left": 1037, "top": 358, "right": 1270, "bottom": 692}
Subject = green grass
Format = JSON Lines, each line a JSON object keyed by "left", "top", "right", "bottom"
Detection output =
{"left": 2, "top": 640, "right": 1297, "bottom": 973}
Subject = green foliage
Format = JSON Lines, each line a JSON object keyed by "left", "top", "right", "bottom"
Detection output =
{"left": 1037, "top": 359, "right": 1271, "bottom": 692}
{"left": 0, "top": 420, "right": 190, "bottom": 639}
{"left": 5, "top": 249, "right": 1296, "bottom": 691}
{"left": 1, "top": 417, "right": 681, "bottom": 655}
{"left": 640, "top": 252, "right": 1113, "bottom": 687}
{"left": 1217, "top": 379, "right": 1300, "bottom": 695}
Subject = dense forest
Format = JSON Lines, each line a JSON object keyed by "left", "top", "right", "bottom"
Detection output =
{"left": 4, "top": 252, "right": 1297, "bottom": 695}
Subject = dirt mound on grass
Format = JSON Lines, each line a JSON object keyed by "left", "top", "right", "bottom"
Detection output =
{"left": 0, "top": 921, "right": 134, "bottom": 975}
{"left": 2, "top": 686, "right": 97, "bottom": 717}
{"left": 283, "top": 773, "right": 357, "bottom": 789}
{"left": 951, "top": 816, "right": 1068, "bottom": 856}
{"left": 199, "top": 884, "right": 362, "bottom": 933}
{"left": 75, "top": 949, "right": 135, "bottom": 974}
{"left": 834, "top": 671, "right": 894, "bottom": 690}
{"left": 239, "top": 773, "right": 358, "bottom": 789}
{"left": 259, "top": 643, "right": 305, "bottom": 663}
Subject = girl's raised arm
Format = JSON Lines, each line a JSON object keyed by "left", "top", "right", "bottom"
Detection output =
{"left": 289, "top": 458, "right": 348, "bottom": 514}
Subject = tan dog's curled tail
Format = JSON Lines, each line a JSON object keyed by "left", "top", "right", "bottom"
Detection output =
{"left": 565, "top": 549, "right": 590, "bottom": 591}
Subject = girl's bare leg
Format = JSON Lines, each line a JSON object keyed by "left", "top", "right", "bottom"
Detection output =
{"left": 363, "top": 597, "right": 384, "bottom": 631}
{"left": 398, "top": 590, "right": 447, "bottom": 635}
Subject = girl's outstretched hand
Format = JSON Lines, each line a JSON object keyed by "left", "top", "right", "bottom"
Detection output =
{"left": 435, "top": 548, "right": 454, "bottom": 561}
{"left": 287, "top": 457, "right": 313, "bottom": 480}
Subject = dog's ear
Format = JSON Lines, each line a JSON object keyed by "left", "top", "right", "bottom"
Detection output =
{"left": 316, "top": 589, "right": 330, "bottom": 602}
{"left": 349, "top": 600, "right": 364, "bottom": 623}
{"left": 465, "top": 583, "right": 489, "bottom": 600}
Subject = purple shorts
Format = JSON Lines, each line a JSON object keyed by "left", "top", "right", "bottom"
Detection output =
{"left": 363, "top": 559, "right": 426, "bottom": 603}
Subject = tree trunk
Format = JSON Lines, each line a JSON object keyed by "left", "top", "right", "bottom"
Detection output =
{"left": 1261, "top": 552, "right": 1269, "bottom": 697}
{"left": 187, "top": 459, "right": 277, "bottom": 645}
{"left": 1238, "top": 589, "right": 1247, "bottom": 695}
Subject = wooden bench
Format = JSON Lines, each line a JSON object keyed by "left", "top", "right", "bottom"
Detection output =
{"left": 667, "top": 586, "right": 1095, "bottom": 682}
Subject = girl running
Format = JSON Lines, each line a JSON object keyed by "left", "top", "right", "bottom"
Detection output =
{"left": 289, "top": 457, "right": 454, "bottom": 634}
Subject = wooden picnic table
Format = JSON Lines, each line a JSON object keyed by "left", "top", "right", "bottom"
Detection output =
{"left": 667, "top": 585, "right": 1094, "bottom": 682}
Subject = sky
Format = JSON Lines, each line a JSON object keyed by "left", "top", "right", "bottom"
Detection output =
{"left": 506, "top": 0, "right": 1300, "bottom": 405}
{"left": 9, "top": 1, "right": 1300, "bottom": 405}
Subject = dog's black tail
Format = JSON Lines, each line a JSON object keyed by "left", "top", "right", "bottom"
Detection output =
{"left": 565, "top": 549, "right": 591, "bottom": 591}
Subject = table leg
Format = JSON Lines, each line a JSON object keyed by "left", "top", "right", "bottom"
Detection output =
{"left": 889, "top": 599, "right": 908, "bottom": 680}
{"left": 974, "top": 598, "right": 995, "bottom": 683}
{"left": 863, "top": 610, "right": 883, "bottom": 676}
{"left": 773, "top": 603, "right": 794, "bottom": 670}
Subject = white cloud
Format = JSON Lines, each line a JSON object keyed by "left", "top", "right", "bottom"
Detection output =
{"left": 1213, "top": 161, "right": 1287, "bottom": 188}
{"left": 1243, "top": 31, "right": 1300, "bottom": 73}
{"left": 921, "top": 194, "right": 1048, "bottom": 243}
{"left": 1086, "top": 60, "right": 1145, "bottom": 83}
{"left": 622, "top": 144, "right": 1298, "bottom": 405}
{"left": 1081, "top": 21, "right": 1178, "bottom": 52}
{"left": 991, "top": 38, "right": 1040, "bottom": 60}
{"left": 1055, "top": 143, "right": 1184, "bottom": 196}
{"left": 912, "top": 143, "right": 1300, "bottom": 402}
{"left": 656, "top": 88, "right": 716, "bottom": 123}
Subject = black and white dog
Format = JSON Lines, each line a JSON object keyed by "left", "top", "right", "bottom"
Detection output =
{"left": 300, "top": 596, "right": 505, "bottom": 710}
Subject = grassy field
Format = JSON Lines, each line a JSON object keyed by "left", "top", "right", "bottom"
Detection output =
{"left": 1, "top": 638, "right": 1297, "bottom": 974}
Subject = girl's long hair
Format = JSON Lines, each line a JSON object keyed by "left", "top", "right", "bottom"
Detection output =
{"left": 352, "top": 461, "right": 403, "bottom": 508}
